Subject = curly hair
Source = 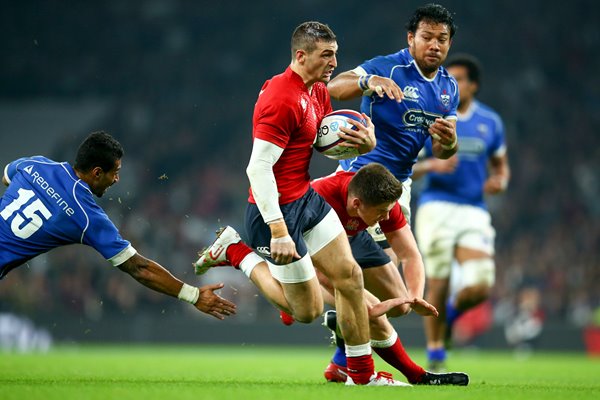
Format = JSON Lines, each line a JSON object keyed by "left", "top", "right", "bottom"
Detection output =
{"left": 406, "top": 3, "right": 457, "bottom": 38}
{"left": 74, "top": 131, "right": 124, "bottom": 173}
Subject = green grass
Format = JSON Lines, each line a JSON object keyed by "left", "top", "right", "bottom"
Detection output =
{"left": 1, "top": 345, "right": 599, "bottom": 400}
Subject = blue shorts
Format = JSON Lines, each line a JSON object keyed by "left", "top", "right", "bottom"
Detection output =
{"left": 349, "top": 230, "right": 391, "bottom": 269}
{"left": 245, "top": 187, "right": 332, "bottom": 264}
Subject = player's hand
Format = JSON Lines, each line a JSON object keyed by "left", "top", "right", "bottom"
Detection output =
{"left": 429, "top": 118, "right": 457, "bottom": 147}
{"left": 268, "top": 220, "right": 301, "bottom": 265}
{"left": 337, "top": 113, "right": 376, "bottom": 154}
{"left": 270, "top": 235, "right": 301, "bottom": 265}
{"left": 429, "top": 118, "right": 458, "bottom": 158}
{"left": 366, "top": 75, "right": 404, "bottom": 102}
{"left": 195, "top": 283, "right": 237, "bottom": 320}
{"left": 367, "top": 297, "right": 413, "bottom": 319}
{"left": 409, "top": 298, "right": 439, "bottom": 317}
{"left": 484, "top": 175, "right": 508, "bottom": 194}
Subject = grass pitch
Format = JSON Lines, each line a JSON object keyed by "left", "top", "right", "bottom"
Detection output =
{"left": 1, "top": 345, "right": 599, "bottom": 400}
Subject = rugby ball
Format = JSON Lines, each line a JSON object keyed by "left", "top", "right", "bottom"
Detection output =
{"left": 315, "top": 109, "right": 366, "bottom": 160}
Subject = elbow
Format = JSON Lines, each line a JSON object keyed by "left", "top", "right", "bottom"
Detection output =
{"left": 118, "top": 255, "right": 150, "bottom": 282}
{"left": 246, "top": 163, "right": 259, "bottom": 184}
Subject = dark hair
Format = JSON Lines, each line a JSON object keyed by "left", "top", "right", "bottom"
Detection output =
{"left": 348, "top": 163, "right": 403, "bottom": 206}
{"left": 74, "top": 131, "right": 124, "bottom": 173}
{"left": 291, "top": 21, "right": 336, "bottom": 57}
{"left": 406, "top": 3, "right": 457, "bottom": 38}
{"left": 445, "top": 53, "right": 482, "bottom": 86}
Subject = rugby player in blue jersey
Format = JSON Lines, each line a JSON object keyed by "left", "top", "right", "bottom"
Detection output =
{"left": 329, "top": 3, "right": 459, "bottom": 219}
{"left": 325, "top": 2, "right": 461, "bottom": 374}
{"left": 413, "top": 54, "right": 510, "bottom": 371}
{"left": 1, "top": 131, "right": 236, "bottom": 320}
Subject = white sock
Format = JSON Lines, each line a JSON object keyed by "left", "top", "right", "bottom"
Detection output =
{"left": 345, "top": 342, "right": 372, "bottom": 357}
{"left": 239, "top": 252, "right": 263, "bottom": 278}
{"left": 370, "top": 330, "right": 398, "bottom": 348}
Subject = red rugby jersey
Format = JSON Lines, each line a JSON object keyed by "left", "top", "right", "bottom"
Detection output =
{"left": 311, "top": 171, "right": 406, "bottom": 236}
{"left": 248, "top": 67, "right": 332, "bottom": 205}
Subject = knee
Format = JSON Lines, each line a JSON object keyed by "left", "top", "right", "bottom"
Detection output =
{"left": 293, "top": 304, "right": 324, "bottom": 324}
{"left": 330, "top": 261, "right": 364, "bottom": 294}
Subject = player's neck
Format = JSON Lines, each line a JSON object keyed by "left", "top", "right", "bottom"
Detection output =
{"left": 290, "top": 63, "right": 316, "bottom": 92}
{"left": 457, "top": 98, "right": 473, "bottom": 115}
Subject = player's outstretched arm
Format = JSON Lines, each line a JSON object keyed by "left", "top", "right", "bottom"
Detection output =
{"left": 117, "top": 253, "right": 236, "bottom": 320}
{"left": 328, "top": 71, "right": 403, "bottom": 102}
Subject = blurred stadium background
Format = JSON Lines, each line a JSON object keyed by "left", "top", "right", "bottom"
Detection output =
{"left": 1, "top": 0, "right": 599, "bottom": 353}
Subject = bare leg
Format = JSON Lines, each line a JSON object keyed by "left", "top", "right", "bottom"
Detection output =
{"left": 312, "top": 233, "right": 368, "bottom": 346}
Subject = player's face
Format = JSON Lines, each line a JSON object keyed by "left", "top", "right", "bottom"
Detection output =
{"left": 447, "top": 65, "right": 477, "bottom": 106}
{"left": 357, "top": 201, "right": 395, "bottom": 227}
{"left": 91, "top": 160, "right": 121, "bottom": 197}
{"left": 408, "top": 21, "right": 452, "bottom": 77}
{"left": 302, "top": 40, "right": 338, "bottom": 84}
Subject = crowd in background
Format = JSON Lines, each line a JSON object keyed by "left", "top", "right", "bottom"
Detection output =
{"left": 1, "top": 0, "right": 598, "bottom": 334}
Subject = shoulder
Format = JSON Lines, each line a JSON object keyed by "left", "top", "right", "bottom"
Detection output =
{"left": 363, "top": 49, "right": 412, "bottom": 71}
{"left": 473, "top": 101, "right": 504, "bottom": 128}
{"left": 312, "top": 171, "right": 352, "bottom": 192}
{"left": 438, "top": 67, "right": 459, "bottom": 91}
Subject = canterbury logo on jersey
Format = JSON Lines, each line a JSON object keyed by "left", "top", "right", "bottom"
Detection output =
{"left": 402, "top": 86, "right": 420, "bottom": 101}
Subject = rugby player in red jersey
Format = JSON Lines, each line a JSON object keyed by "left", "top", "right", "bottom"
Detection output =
{"left": 195, "top": 21, "right": 406, "bottom": 386}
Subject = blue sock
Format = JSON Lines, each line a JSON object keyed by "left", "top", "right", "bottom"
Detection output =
{"left": 332, "top": 346, "right": 347, "bottom": 367}
{"left": 446, "top": 296, "right": 463, "bottom": 326}
{"left": 427, "top": 348, "right": 447, "bottom": 363}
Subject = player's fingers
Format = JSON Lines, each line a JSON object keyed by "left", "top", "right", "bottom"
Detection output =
{"left": 206, "top": 282, "right": 225, "bottom": 291}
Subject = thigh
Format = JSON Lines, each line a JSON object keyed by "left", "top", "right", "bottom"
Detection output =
{"left": 311, "top": 231, "right": 357, "bottom": 281}
{"left": 362, "top": 261, "right": 408, "bottom": 301}
{"left": 415, "top": 201, "right": 456, "bottom": 279}
{"left": 456, "top": 207, "right": 496, "bottom": 257}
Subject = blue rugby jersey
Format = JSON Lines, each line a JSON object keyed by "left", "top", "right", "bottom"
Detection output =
{"left": 419, "top": 100, "right": 506, "bottom": 209}
{"left": 339, "top": 48, "right": 459, "bottom": 182}
{"left": 0, "top": 156, "right": 135, "bottom": 278}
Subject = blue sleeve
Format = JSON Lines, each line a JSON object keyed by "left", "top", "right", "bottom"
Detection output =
{"left": 4, "top": 157, "right": 29, "bottom": 183}
{"left": 5, "top": 156, "right": 53, "bottom": 183}
{"left": 79, "top": 196, "right": 131, "bottom": 261}
{"left": 447, "top": 76, "right": 459, "bottom": 119}
{"left": 360, "top": 55, "right": 391, "bottom": 77}
{"left": 489, "top": 113, "right": 506, "bottom": 156}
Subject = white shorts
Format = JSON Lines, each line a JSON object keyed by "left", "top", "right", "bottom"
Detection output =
{"left": 267, "top": 208, "right": 344, "bottom": 283}
{"left": 415, "top": 201, "right": 495, "bottom": 279}
{"left": 367, "top": 178, "right": 412, "bottom": 242}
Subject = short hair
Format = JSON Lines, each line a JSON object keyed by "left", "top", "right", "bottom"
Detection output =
{"left": 406, "top": 3, "right": 457, "bottom": 38}
{"left": 291, "top": 21, "right": 336, "bottom": 57}
{"left": 74, "top": 131, "right": 124, "bottom": 173}
{"left": 445, "top": 53, "right": 482, "bottom": 86}
{"left": 348, "top": 163, "right": 403, "bottom": 206}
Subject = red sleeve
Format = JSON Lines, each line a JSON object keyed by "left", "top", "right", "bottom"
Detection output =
{"left": 379, "top": 202, "right": 407, "bottom": 232}
{"left": 253, "top": 83, "right": 302, "bottom": 148}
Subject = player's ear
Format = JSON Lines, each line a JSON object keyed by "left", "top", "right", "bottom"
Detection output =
{"left": 295, "top": 49, "right": 306, "bottom": 64}
{"left": 91, "top": 166, "right": 103, "bottom": 178}
{"left": 407, "top": 31, "right": 414, "bottom": 47}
